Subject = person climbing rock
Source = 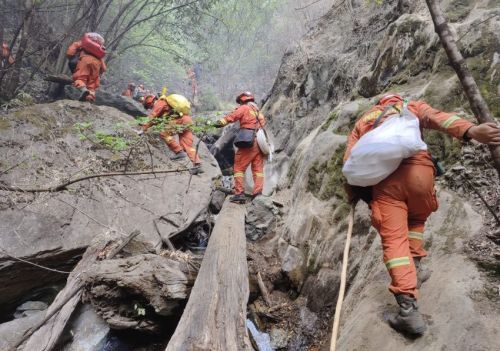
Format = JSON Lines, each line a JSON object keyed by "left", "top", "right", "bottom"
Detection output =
{"left": 140, "top": 93, "right": 203, "bottom": 175}
{"left": 215, "top": 92, "right": 266, "bottom": 204}
{"left": 186, "top": 66, "right": 198, "bottom": 102}
{"left": 134, "top": 84, "right": 147, "bottom": 101}
{"left": 142, "top": 94, "right": 157, "bottom": 110}
{"left": 343, "top": 93, "right": 500, "bottom": 336}
{"left": 66, "top": 33, "right": 106, "bottom": 102}
{"left": 1, "top": 42, "right": 14, "bottom": 69}
{"left": 122, "top": 82, "right": 135, "bottom": 97}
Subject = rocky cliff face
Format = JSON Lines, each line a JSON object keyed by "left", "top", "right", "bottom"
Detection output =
{"left": 259, "top": 0, "right": 500, "bottom": 349}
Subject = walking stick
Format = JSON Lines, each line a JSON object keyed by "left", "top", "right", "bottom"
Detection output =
{"left": 185, "top": 131, "right": 206, "bottom": 194}
{"left": 330, "top": 204, "right": 355, "bottom": 351}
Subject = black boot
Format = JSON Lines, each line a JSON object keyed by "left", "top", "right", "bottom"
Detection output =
{"left": 189, "top": 164, "right": 204, "bottom": 175}
{"left": 78, "top": 86, "right": 90, "bottom": 101}
{"left": 388, "top": 294, "right": 427, "bottom": 336}
{"left": 415, "top": 257, "right": 431, "bottom": 288}
{"left": 171, "top": 151, "right": 187, "bottom": 161}
{"left": 230, "top": 193, "right": 246, "bottom": 204}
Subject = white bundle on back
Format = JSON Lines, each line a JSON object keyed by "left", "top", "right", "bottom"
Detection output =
{"left": 256, "top": 128, "right": 274, "bottom": 161}
{"left": 342, "top": 105, "right": 427, "bottom": 186}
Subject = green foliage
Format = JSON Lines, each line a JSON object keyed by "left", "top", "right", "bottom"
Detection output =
{"left": 94, "top": 132, "right": 129, "bottom": 151}
{"left": 0, "top": 92, "right": 35, "bottom": 109}
{"left": 197, "top": 87, "right": 221, "bottom": 112}
{"left": 74, "top": 122, "right": 129, "bottom": 152}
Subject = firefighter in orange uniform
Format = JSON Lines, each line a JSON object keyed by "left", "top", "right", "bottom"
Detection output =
{"left": 140, "top": 94, "right": 202, "bottom": 174}
{"left": 215, "top": 92, "right": 266, "bottom": 203}
{"left": 344, "top": 93, "right": 500, "bottom": 335}
{"left": 1, "top": 42, "right": 14, "bottom": 68}
{"left": 66, "top": 33, "right": 106, "bottom": 102}
{"left": 122, "top": 82, "right": 135, "bottom": 97}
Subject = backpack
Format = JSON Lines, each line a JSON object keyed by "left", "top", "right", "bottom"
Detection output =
{"left": 68, "top": 50, "right": 81, "bottom": 73}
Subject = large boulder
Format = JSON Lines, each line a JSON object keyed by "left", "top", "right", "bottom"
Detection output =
{"left": 0, "top": 100, "right": 220, "bottom": 317}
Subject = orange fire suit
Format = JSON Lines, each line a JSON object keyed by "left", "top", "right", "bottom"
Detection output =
{"left": 219, "top": 103, "right": 266, "bottom": 195}
{"left": 66, "top": 41, "right": 106, "bottom": 100}
{"left": 143, "top": 99, "right": 201, "bottom": 164}
{"left": 1, "top": 42, "right": 14, "bottom": 67}
{"left": 344, "top": 98, "right": 474, "bottom": 299}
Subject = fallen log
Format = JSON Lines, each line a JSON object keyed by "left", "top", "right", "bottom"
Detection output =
{"left": 83, "top": 252, "right": 200, "bottom": 333}
{"left": 11, "top": 230, "right": 139, "bottom": 351}
{"left": 166, "top": 200, "right": 252, "bottom": 351}
{"left": 44, "top": 74, "right": 73, "bottom": 85}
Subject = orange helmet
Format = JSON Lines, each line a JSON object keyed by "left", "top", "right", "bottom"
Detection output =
{"left": 236, "top": 91, "right": 255, "bottom": 104}
{"left": 143, "top": 94, "right": 156, "bottom": 109}
{"left": 378, "top": 93, "right": 403, "bottom": 106}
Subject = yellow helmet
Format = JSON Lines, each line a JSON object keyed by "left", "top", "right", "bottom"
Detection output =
{"left": 163, "top": 94, "right": 191, "bottom": 115}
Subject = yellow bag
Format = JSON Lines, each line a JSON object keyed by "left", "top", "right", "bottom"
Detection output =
{"left": 161, "top": 94, "right": 191, "bottom": 116}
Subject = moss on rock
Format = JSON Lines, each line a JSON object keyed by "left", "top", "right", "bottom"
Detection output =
{"left": 307, "top": 143, "right": 347, "bottom": 201}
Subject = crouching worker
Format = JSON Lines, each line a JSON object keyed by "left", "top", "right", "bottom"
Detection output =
{"left": 215, "top": 92, "right": 266, "bottom": 204}
{"left": 66, "top": 33, "right": 106, "bottom": 102}
{"left": 140, "top": 93, "right": 203, "bottom": 175}
{"left": 343, "top": 93, "right": 500, "bottom": 336}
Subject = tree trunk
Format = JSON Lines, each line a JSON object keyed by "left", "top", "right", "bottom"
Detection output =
{"left": 11, "top": 231, "right": 140, "bottom": 351}
{"left": 3, "top": 0, "right": 35, "bottom": 100}
{"left": 425, "top": 0, "right": 500, "bottom": 177}
{"left": 166, "top": 200, "right": 252, "bottom": 351}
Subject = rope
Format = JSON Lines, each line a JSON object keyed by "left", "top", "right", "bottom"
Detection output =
{"left": 0, "top": 246, "right": 71, "bottom": 274}
{"left": 330, "top": 204, "right": 355, "bottom": 351}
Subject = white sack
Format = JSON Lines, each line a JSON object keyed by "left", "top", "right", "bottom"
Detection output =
{"left": 342, "top": 106, "right": 427, "bottom": 186}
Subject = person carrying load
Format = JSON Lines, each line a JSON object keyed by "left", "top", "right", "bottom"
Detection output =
{"left": 215, "top": 92, "right": 267, "bottom": 204}
{"left": 139, "top": 93, "right": 203, "bottom": 175}
{"left": 66, "top": 33, "right": 106, "bottom": 102}
{"left": 343, "top": 93, "right": 500, "bottom": 336}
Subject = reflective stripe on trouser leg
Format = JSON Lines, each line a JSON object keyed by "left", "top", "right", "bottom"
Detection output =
{"left": 179, "top": 131, "right": 200, "bottom": 164}
{"left": 234, "top": 147, "right": 255, "bottom": 195}
{"left": 385, "top": 256, "right": 411, "bottom": 269}
{"left": 408, "top": 230, "right": 427, "bottom": 258}
{"left": 370, "top": 198, "right": 418, "bottom": 299}
{"left": 161, "top": 132, "right": 183, "bottom": 153}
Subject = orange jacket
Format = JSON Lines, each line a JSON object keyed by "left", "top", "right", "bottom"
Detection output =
{"left": 143, "top": 99, "right": 194, "bottom": 133}
{"left": 1, "top": 42, "right": 14, "bottom": 65}
{"left": 345, "top": 99, "right": 474, "bottom": 167}
{"left": 219, "top": 103, "right": 266, "bottom": 129}
{"left": 67, "top": 41, "right": 107, "bottom": 73}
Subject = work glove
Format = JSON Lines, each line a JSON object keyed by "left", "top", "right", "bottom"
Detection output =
{"left": 344, "top": 183, "right": 359, "bottom": 205}
{"left": 214, "top": 120, "right": 225, "bottom": 128}
{"left": 344, "top": 183, "right": 373, "bottom": 205}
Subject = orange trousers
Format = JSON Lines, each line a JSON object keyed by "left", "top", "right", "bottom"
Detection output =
{"left": 73, "top": 54, "right": 101, "bottom": 94}
{"left": 160, "top": 130, "right": 201, "bottom": 165}
{"left": 371, "top": 164, "right": 438, "bottom": 299}
{"left": 234, "top": 142, "right": 264, "bottom": 195}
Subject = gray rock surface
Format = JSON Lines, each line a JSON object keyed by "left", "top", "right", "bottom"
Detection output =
{"left": 0, "top": 100, "right": 220, "bottom": 316}
{"left": 14, "top": 300, "right": 48, "bottom": 319}
{"left": 0, "top": 311, "right": 44, "bottom": 350}
{"left": 245, "top": 196, "right": 280, "bottom": 241}
{"left": 61, "top": 304, "right": 110, "bottom": 351}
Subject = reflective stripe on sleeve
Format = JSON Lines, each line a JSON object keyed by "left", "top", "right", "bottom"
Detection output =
{"left": 441, "top": 115, "right": 461, "bottom": 129}
{"left": 385, "top": 256, "right": 411, "bottom": 269}
{"left": 255, "top": 172, "right": 265, "bottom": 178}
{"left": 234, "top": 172, "right": 245, "bottom": 177}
